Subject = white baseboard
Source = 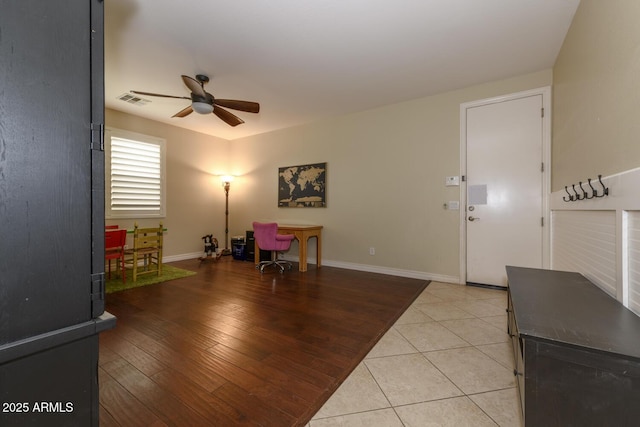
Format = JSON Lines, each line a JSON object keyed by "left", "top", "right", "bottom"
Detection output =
{"left": 162, "top": 252, "right": 458, "bottom": 284}
{"left": 162, "top": 252, "right": 203, "bottom": 263}
{"left": 319, "top": 259, "right": 459, "bottom": 283}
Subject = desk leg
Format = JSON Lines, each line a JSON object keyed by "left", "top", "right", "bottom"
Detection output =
{"left": 298, "top": 233, "right": 308, "bottom": 272}
{"left": 316, "top": 234, "right": 322, "bottom": 268}
{"left": 254, "top": 240, "right": 259, "bottom": 265}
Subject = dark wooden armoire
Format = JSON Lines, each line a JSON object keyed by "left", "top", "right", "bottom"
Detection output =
{"left": 0, "top": 1, "right": 115, "bottom": 425}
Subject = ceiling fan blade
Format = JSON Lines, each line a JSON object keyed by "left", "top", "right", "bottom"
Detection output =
{"left": 181, "top": 75, "right": 206, "bottom": 97}
{"left": 214, "top": 99, "right": 260, "bottom": 113}
{"left": 130, "top": 90, "right": 189, "bottom": 100}
{"left": 213, "top": 106, "right": 244, "bottom": 127}
{"left": 172, "top": 105, "right": 193, "bottom": 118}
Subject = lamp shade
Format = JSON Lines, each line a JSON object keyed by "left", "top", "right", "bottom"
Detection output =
{"left": 192, "top": 101, "right": 213, "bottom": 114}
{"left": 221, "top": 175, "right": 234, "bottom": 184}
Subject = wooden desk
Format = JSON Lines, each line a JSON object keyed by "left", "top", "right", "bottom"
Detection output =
{"left": 254, "top": 224, "right": 323, "bottom": 272}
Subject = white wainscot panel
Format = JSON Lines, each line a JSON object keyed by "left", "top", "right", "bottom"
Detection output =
{"left": 628, "top": 211, "right": 640, "bottom": 316}
{"left": 551, "top": 210, "right": 617, "bottom": 297}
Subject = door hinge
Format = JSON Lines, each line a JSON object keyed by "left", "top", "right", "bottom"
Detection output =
{"left": 91, "top": 272, "right": 105, "bottom": 318}
{"left": 541, "top": 107, "right": 544, "bottom": 118}
{"left": 91, "top": 123, "right": 104, "bottom": 151}
{"left": 461, "top": 175, "right": 466, "bottom": 182}
{"left": 541, "top": 217, "right": 544, "bottom": 227}
{"left": 541, "top": 162, "right": 544, "bottom": 172}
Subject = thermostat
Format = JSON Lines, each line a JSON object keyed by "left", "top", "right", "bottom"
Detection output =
{"left": 445, "top": 176, "right": 460, "bottom": 186}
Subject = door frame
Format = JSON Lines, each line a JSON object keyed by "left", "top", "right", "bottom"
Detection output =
{"left": 459, "top": 87, "right": 552, "bottom": 285}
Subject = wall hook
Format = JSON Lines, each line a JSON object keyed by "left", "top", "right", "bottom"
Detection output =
{"left": 587, "top": 178, "right": 597, "bottom": 198}
{"left": 563, "top": 186, "right": 573, "bottom": 202}
{"left": 595, "top": 174, "right": 609, "bottom": 198}
{"left": 578, "top": 181, "right": 588, "bottom": 200}
{"left": 572, "top": 184, "right": 583, "bottom": 200}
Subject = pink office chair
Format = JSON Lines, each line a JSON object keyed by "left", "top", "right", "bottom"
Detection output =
{"left": 252, "top": 222, "right": 296, "bottom": 273}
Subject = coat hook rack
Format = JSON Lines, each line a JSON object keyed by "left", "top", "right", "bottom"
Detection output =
{"left": 595, "top": 174, "right": 609, "bottom": 198}
{"left": 563, "top": 174, "right": 608, "bottom": 202}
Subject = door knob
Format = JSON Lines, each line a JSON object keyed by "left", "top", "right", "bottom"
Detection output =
{"left": 468, "top": 216, "right": 480, "bottom": 221}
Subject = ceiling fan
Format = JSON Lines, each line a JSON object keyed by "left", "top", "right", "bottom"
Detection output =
{"left": 131, "top": 74, "right": 260, "bottom": 127}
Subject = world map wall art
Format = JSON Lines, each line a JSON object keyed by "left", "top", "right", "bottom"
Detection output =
{"left": 278, "top": 162, "right": 326, "bottom": 207}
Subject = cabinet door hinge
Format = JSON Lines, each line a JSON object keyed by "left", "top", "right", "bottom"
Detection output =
{"left": 541, "top": 107, "right": 545, "bottom": 118}
{"left": 91, "top": 272, "right": 105, "bottom": 318}
{"left": 91, "top": 122, "right": 104, "bottom": 151}
{"left": 541, "top": 217, "right": 545, "bottom": 227}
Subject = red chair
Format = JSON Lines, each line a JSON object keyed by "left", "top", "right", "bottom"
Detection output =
{"left": 105, "top": 229, "right": 127, "bottom": 283}
{"left": 105, "top": 225, "right": 119, "bottom": 230}
{"left": 252, "top": 222, "right": 295, "bottom": 273}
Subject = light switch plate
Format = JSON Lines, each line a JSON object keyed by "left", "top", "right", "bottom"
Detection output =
{"left": 445, "top": 176, "right": 460, "bottom": 186}
{"left": 448, "top": 201, "right": 460, "bottom": 210}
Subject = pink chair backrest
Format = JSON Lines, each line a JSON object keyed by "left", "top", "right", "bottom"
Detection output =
{"left": 252, "top": 222, "right": 278, "bottom": 249}
{"left": 253, "top": 222, "right": 291, "bottom": 251}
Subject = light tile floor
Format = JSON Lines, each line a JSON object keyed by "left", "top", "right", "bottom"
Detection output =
{"left": 308, "top": 281, "right": 523, "bottom": 427}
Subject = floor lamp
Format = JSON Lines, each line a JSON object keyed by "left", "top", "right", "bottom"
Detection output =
{"left": 221, "top": 176, "right": 233, "bottom": 255}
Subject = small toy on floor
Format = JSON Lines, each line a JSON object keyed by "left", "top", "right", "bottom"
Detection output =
{"left": 199, "top": 234, "right": 221, "bottom": 262}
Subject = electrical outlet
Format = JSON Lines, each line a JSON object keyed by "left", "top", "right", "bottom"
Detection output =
{"left": 369, "top": 247, "right": 375, "bottom": 255}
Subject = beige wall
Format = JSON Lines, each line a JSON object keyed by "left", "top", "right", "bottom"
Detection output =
{"left": 106, "top": 109, "right": 230, "bottom": 258}
{"left": 553, "top": 0, "right": 640, "bottom": 191}
{"left": 107, "top": 71, "right": 551, "bottom": 279}
{"left": 230, "top": 70, "right": 552, "bottom": 280}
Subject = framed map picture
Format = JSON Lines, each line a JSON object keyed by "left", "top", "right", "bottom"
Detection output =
{"left": 278, "top": 162, "right": 326, "bottom": 207}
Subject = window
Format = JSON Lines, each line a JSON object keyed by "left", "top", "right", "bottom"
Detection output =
{"left": 105, "top": 128, "right": 166, "bottom": 219}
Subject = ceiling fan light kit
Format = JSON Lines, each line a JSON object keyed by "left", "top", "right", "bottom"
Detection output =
{"left": 192, "top": 101, "right": 214, "bottom": 114}
{"left": 130, "top": 74, "right": 259, "bottom": 127}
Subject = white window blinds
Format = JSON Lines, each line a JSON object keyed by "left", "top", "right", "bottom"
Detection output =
{"left": 106, "top": 128, "right": 166, "bottom": 218}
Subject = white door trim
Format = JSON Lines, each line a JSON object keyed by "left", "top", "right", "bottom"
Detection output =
{"left": 459, "top": 87, "right": 551, "bottom": 285}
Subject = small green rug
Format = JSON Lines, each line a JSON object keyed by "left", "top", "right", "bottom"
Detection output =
{"left": 105, "top": 264, "right": 197, "bottom": 294}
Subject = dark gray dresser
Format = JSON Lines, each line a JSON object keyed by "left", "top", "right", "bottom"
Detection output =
{"left": 0, "top": 1, "right": 115, "bottom": 426}
{"left": 506, "top": 266, "right": 640, "bottom": 426}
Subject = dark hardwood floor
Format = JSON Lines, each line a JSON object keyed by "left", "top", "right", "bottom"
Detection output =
{"left": 99, "top": 257, "right": 428, "bottom": 426}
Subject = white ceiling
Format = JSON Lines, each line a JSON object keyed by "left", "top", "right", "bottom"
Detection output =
{"left": 105, "top": 0, "right": 580, "bottom": 140}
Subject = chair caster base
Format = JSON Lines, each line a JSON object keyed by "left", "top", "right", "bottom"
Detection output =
{"left": 256, "top": 260, "right": 293, "bottom": 274}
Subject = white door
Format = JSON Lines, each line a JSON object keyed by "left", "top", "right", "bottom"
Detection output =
{"left": 464, "top": 93, "right": 546, "bottom": 287}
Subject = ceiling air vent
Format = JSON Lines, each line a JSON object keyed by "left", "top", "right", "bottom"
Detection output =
{"left": 117, "top": 93, "right": 150, "bottom": 106}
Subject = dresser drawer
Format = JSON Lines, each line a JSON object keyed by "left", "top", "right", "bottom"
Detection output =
{"left": 507, "top": 289, "right": 525, "bottom": 415}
